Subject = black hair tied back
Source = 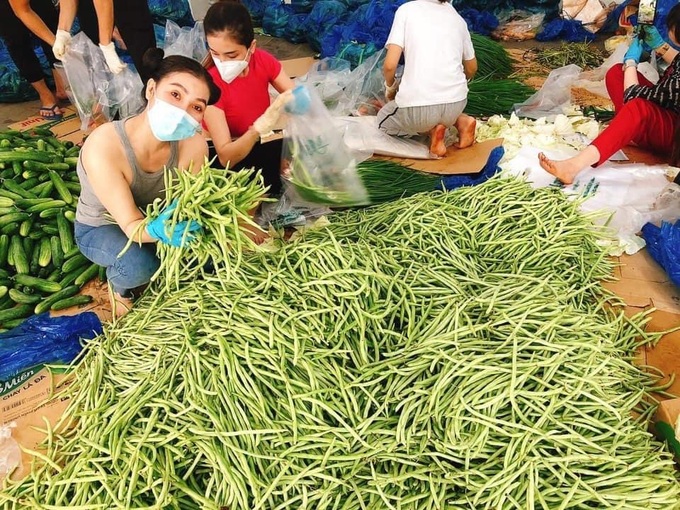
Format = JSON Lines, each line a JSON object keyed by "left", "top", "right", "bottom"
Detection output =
{"left": 142, "top": 48, "right": 166, "bottom": 81}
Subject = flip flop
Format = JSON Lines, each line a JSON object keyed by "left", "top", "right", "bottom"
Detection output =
{"left": 39, "top": 104, "right": 63, "bottom": 121}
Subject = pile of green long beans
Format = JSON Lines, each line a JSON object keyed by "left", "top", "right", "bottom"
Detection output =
{"left": 2, "top": 167, "right": 680, "bottom": 509}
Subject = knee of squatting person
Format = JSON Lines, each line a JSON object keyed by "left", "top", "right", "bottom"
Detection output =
{"left": 376, "top": 0, "right": 478, "bottom": 157}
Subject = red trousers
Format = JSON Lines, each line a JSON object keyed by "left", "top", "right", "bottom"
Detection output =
{"left": 591, "top": 64, "right": 678, "bottom": 166}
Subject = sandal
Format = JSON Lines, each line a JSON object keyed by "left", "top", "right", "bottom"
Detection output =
{"left": 39, "top": 104, "right": 63, "bottom": 121}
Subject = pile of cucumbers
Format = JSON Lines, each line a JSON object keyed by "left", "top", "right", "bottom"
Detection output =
{"left": 0, "top": 127, "right": 102, "bottom": 330}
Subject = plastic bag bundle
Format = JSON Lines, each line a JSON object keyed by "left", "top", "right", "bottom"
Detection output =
{"left": 163, "top": 20, "right": 207, "bottom": 62}
{"left": 303, "top": 0, "right": 349, "bottom": 52}
{"left": 458, "top": 8, "right": 500, "bottom": 36}
{"left": 148, "top": 0, "right": 193, "bottom": 27}
{"left": 282, "top": 13, "right": 309, "bottom": 44}
{"left": 642, "top": 220, "right": 680, "bottom": 287}
{"left": 60, "top": 33, "right": 144, "bottom": 131}
{"left": 262, "top": 0, "right": 294, "bottom": 39}
{"left": 0, "top": 43, "right": 54, "bottom": 103}
{"left": 283, "top": 85, "right": 371, "bottom": 207}
{"left": 335, "top": 41, "right": 379, "bottom": 68}
{"left": 241, "top": 0, "right": 266, "bottom": 23}
{"left": 0, "top": 312, "right": 102, "bottom": 382}
{"left": 536, "top": 18, "right": 596, "bottom": 42}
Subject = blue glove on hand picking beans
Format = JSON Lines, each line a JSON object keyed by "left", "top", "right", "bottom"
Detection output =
{"left": 641, "top": 25, "right": 666, "bottom": 50}
{"left": 146, "top": 199, "right": 201, "bottom": 247}
{"left": 623, "top": 37, "right": 645, "bottom": 64}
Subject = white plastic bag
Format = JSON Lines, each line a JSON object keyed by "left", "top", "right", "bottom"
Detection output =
{"left": 296, "top": 58, "right": 353, "bottom": 115}
{"left": 0, "top": 422, "right": 21, "bottom": 479}
{"left": 163, "top": 20, "right": 208, "bottom": 62}
{"left": 503, "top": 145, "right": 679, "bottom": 254}
{"left": 60, "top": 33, "right": 144, "bottom": 131}
{"left": 513, "top": 64, "right": 582, "bottom": 120}
{"left": 282, "top": 85, "right": 371, "bottom": 207}
{"left": 338, "top": 116, "right": 433, "bottom": 159}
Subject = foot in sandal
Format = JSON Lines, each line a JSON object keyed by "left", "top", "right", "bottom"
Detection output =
{"left": 39, "top": 104, "right": 63, "bottom": 121}
{"left": 453, "top": 114, "right": 476, "bottom": 149}
{"left": 429, "top": 124, "right": 447, "bottom": 157}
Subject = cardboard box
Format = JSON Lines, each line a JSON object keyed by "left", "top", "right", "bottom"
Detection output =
{"left": 0, "top": 366, "right": 73, "bottom": 481}
{"left": 375, "top": 138, "right": 504, "bottom": 175}
{"left": 654, "top": 398, "right": 680, "bottom": 462}
{"left": 281, "top": 57, "right": 316, "bottom": 79}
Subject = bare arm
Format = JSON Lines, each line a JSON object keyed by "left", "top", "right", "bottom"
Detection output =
{"left": 203, "top": 105, "right": 259, "bottom": 169}
{"left": 92, "top": 0, "right": 114, "bottom": 45}
{"left": 463, "top": 57, "right": 477, "bottom": 81}
{"left": 383, "top": 43, "right": 402, "bottom": 86}
{"left": 81, "top": 128, "right": 154, "bottom": 243}
{"left": 57, "top": 0, "right": 78, "bottom": 32}
{"left": 178, "top": 134, "right": 210, "bottom": 175}
{"left": 271, "top": 69, "right": 295, "bottom": 93}
{"left": 9, "top": 0, "right": 55, "bottom": 45}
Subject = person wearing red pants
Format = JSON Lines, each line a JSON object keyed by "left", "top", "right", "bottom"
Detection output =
{"left": 538, "top": 4, "right": 680, "bottom": 184}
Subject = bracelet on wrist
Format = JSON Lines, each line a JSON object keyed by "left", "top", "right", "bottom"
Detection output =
{"left": 656, "top": 43, "right": 670, "bottom": 57}
{"left": 624, "top": 59, "right": 638, "bottom": 70}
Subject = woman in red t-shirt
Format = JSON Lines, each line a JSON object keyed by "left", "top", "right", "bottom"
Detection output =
{"left": 202, "top": 1, "right": 294, "bottom": 195}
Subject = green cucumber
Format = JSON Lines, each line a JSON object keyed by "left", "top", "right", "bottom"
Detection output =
{"left": 27, "top": 199, "right": 66, "bottom": 213}
{"left": 51, "top": 294, "right": 93, "bottom": 311}
{"left": 49, "top": 170, "right": 73, "bottom": 205}
{"left": 0, "top": 304, "right": 33, "bottom": 323}
{"left": 34, "top": 285, "right": 79, "bottom": 314}
{"left": 38, "top": 237, "right": 51, "bottom": 267}
{"left": 74, "top": 263, "right": 100, "bottom": 287}
{"left": 62, "top": 253, "right": 88, "bottom": 273}
{"left": 57, "top": 212, "right": 74, "bottom": 254}
{"left": 14, "top": 274, "right": 62, "bottom": 293}
{"left": 10, "top": 235, "right": 29, "bottom": 274}
{"left": 0, "top": 235, "right": 9, "bottom": 267}
{"left": 9, "top": 288, "right": 42, "bottom": 305}
{"left": 50, "top": 236, "right": 64, "bottom": 268}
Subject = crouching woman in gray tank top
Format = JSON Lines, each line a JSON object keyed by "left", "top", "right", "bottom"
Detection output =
{"left": 74, "top": 48, "right": 221, "bottom": 314}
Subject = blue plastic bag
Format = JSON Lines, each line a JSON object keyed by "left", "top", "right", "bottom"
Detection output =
{"left": 536, "top": 18, "right": 595, "bottom": 42}
{"left": 642, "top": 221, "right": 680, "bottom": 287}
{"left": 459, "top": 8, "right": 499, "bottom": 36}
{"left": 0, "top": 312, "right": 102, "bottom": 381}
{"left": 0, "top": 40, "right": 54, "bottom": 103}
{"left": 147, "top": 0, "right": 193, "bottom": 27}
{"left": 303, "top": 0, "right": 349, "bottom": 52}
{"left": 441, "top": 146, "right": 505, "bottom": 191}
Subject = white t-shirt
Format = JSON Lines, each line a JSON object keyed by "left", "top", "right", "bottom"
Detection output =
{"left": 386, "top": 0, "right": 475, "bottom": 108}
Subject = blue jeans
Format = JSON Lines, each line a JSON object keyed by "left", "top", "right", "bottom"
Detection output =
{"left": 74, "top": 221, "right": 160, "bottom": 296}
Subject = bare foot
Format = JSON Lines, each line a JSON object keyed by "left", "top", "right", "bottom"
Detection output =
{"left": 454, "top": 114, "right": 476, "bottom": 149}
{"left": 429, "top": 124, "right": 447, "bottom": 157}
{"left": 537, "top": 152, "right": 581, "bottom": 185}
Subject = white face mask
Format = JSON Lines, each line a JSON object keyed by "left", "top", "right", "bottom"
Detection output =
{"left": 213, "top": 48, "right": 251, "bottom": 83}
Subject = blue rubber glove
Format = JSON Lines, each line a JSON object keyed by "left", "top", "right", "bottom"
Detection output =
{"left": 146, "top": 199, "right": 201, "bottom": 247}
{"left": 623, "top": 37, "right": 645, "bottom": 64}
{"left": 641, "top": 25, "right": 666, "bottom": 50}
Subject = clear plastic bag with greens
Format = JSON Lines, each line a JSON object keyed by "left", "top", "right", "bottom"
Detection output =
{"left": 60, "top": 32, "right": 144, "bottom": 130}
{"left": 282, "top": 85, "right": 371, "bottom": 207}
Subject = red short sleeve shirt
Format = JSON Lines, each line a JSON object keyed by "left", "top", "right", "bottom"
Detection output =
{"left": 207, "top": 49, "right": 282, "bottom": 137}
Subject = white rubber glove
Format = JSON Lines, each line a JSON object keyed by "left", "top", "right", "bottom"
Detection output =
{"left": 99, "top": 42, "right": 127, "bottom": 74}
{"left": 252, "top": 90, "right": 293, "bottom": 136}
{"left": 52, "top": 30, "right": 72, "bottom": 60}
{"left": 385, "top": 79, "right": 399, "bottom": 101}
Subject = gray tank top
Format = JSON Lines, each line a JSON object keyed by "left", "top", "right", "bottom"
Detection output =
{"left": 75, "top": 119, "right": 179, "bottom": 227}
